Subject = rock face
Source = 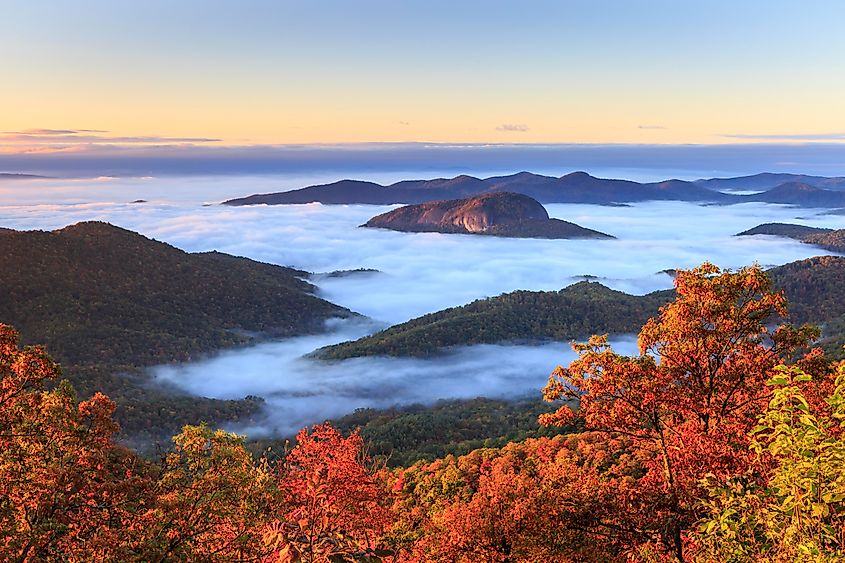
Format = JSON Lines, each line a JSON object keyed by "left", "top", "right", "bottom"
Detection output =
{"left": 362, "top": 192, "right": 614, "bottom": 239}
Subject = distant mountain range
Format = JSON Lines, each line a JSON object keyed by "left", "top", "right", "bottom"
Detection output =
{"left": 695, "top": 172, "right": 845, "bottom": 191}
{"left": 223, "top": 171, "right": 845, "bottom": 207}
{"left": 362, "top": 192, "right": 614, "bottom": 239}
{"left": 316, "top": 256, "right": 845, "bottom": 360}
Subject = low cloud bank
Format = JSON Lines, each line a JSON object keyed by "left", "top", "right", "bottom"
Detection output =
{"left": 0, "top": 178, "right": 841, "bottom": 326}
{"left": 153, "top": 324, "right": 640, "bottom": 437}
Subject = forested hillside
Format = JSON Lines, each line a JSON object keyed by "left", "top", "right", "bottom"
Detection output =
{"left": 317, "top": 282, "right": 672, "bottom": 359}
{"left": 0, "top": 222, "right": 353, "bottom": 439}
{"left": 738, "top": 222, "right": 845, "bottom": 253}
{"left": 3, "top": 264, "right": 844, "bottom": 561}
{"left": 319, "top": 256, "right": 845, "bottom": 360}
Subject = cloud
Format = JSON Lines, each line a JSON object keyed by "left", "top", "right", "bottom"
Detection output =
{"left": 722, "top": 132, "right": 845, "bottom": 141}
{"left": 638, "top": 125, "right": 666, "bottom": 130}
{"left": 1, "top": 176, "right": 841, "bottom": 436}
{"left": 0, "top": 129, "right": 222, "bottom": 154}
{"left": 4, "top": 128, "right": 112, "bottom": 135}
{"left": 496, "top": 123, "right": 529, "bottom": 132}
{"left": 9, "top": 129, "right": 86, "bottom": 135}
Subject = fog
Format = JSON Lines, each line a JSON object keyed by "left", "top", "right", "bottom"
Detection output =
{"left": 153, "top": 323, "right": 640, "bottom": 436}
{"left": 1, "top": 176, "right": 842, "bottom": 325}
{"left": 1, "top": 173, "right": 843, "bottom": 436}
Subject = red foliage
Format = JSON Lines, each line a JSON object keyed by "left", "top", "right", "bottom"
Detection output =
{"left": 0, "top": 325, "right": 151, "bottom": 561}
{"left": 265, "top": 423, "right": 393, "bottom": 562}
{"left": 541, "top": 263, "right": 822, "bottom": 561}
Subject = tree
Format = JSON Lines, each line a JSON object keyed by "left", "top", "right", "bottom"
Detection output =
{"left": 0, "top": 323, "right": 150, "bottom": 562}
{"left": 137, "top": 424, "right": 277, "bottom": 562}
{"left": 695, "top": 364, "right": 845, "bottom": 562}
{"left": 541, "top": 263, "right": 820, "bottom": 561}
{"left": 0, "top": 323, "right": 279, "bottom": 562}
{"left": 265, "top": 423, "right": 393, "bottom": 562}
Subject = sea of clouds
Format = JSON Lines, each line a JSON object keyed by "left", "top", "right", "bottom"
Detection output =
{"left": 1, "top": 172, "right": 843, "bottom": 435}
{"left": 153, "top": 325, "right": 641, "bottom": 436}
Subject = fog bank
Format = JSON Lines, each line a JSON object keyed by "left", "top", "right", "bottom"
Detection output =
{"left": 153, "top": 325, "right": 640, "bottom": 436}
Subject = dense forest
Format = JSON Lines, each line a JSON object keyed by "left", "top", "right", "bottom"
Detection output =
{"left": 249, "top": 397, "right": 574, "bottom": 468}
{"left": 316, "top": 282, "right": 673, "bottom": 359}
{"left": 0, "top": 222, "right": 353, "bottom": 442}
{"left": 3, "top": 264, "right": 844, "bottom": 561}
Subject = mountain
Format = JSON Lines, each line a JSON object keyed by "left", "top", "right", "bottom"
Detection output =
{"left": 736, "top": 223, "right": 832, "bottom": 239}
{"left": 362, "top": 192, "right": 614, "bottom": 239}
{"left": 695, "top": 173, "right": 845, "bottom": 192}
{"left": 223, "top": 170, "right": 845, "bottom": 207}
{"left": 316, "top": 282, "right": 672, "bottom": 359}
{"left": 737, "top": 222, "right": 845, "bottom": 253}
{"left": 515, "top": 172, "right": 726, "bottom": 204}
{"left": 0, "top": 221, "right": 354, "bottom": 441}
{"left": 224, "top": 180, "right": 401, "bottom": 205}
{"left": 804, "top": 231, "right": 845, "bottom": 253}
{"left": 744, "top": 182, "right": 845, "bottom": 207}
{"left": 317, "top": 256, "right": 845, "bottom": 360}
{"left": 222, "top": 171, "right": 732, "bottom": 206}
{"left": 768, "top": 255, "right": 845, "bottom": 355}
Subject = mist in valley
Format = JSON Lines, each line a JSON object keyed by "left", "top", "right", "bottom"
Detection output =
{"left": 1, "top": 174, "right": 843, "bottom": 437}
{"left": 152, "top": 324, "right": 641, "bottom": 436}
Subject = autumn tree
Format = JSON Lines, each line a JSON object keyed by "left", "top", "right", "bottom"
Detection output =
{"left": 0, "top": 323, "right": 280, "bottom": 562}
{"left": 0, "top": 324, "right": 151, "bottom": 561}
{"left": 541, "top": 263, "right": 820, "bottom": 561}
{"left": 265, "top": 423, "right": 393, "bottom": 562}
{"left": 137, "top": 424, "right": 277, "bottom": 562}
{"left": 390, "top": 433, "right": 637, "bottom": 563}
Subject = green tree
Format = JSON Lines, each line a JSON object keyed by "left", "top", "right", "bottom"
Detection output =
{"left": 696, "top": 364, "right": 845, "bottom": 562}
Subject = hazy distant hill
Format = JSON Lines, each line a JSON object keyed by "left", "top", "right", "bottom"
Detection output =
{"left": 362, "top": 192, "right": 614, "bottom": 239}
{"left": 223, "top": 171, "right": 730, "bottom": 206}
{"left": 317, "top": 256, "right": 845, "bottom": 360}
{"left": 223, "top": 170, "right": 845, "bottom": 207}
{"left": 742, "top": 182, "right": 845, "bottom": 207}
{"left": 736, "top": 223, "right": 833, "bottom": 239}
{"left": 695, "top": 172, "right": 845, "bottom": 192}
{"left": 0, "top": 221, "right": 353, "bottom": 440}
{"left": 737, "top": 222, "right": 845, "bottom": 253}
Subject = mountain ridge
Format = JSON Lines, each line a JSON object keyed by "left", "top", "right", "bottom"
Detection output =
{"left": 0, "top": 221, "right": 355, "bottom": 441}
{"left": 737, "top": 222, "right": 845, "bottom": 253}
{"left": 316, "top": 256, "right": 845, "bottom": 360}
{"left": 223, "top": 171, "right": 845, "bottom": 207}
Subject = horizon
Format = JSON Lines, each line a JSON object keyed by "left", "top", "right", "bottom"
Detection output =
{"left": 3, "top": 141, "right": 845, "bottom": 179}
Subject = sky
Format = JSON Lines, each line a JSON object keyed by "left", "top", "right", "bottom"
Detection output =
{"left": 2, "top": 0, "right": 845, "bottom": 150}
